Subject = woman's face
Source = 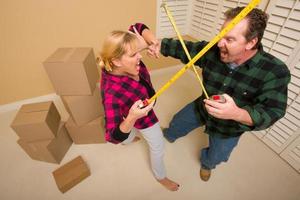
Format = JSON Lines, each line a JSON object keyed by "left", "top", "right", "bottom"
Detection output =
{"left": 113, "top": 44, "right": 142, "bottom": 79}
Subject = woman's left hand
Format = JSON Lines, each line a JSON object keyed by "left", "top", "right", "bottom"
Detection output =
{"left": 132, "top": 26, "right": 160, "bottom": 58}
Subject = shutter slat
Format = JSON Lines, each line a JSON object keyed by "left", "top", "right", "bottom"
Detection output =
{"left": 266, "top": 133, "right": 283, "bottom": 147}
{"left": 276, "top": 0, "right": 295, "bottom": 9}
{"left": 288, "top": 82, "right": 300, "bottom": 94}
{"left": 285, "top": 19, "right": 300, "bottom": 31}
{"left": 272, "top": 126, "right": 290, "bottom": 139}
{"left": 277, "top": 36, "right": 298, "bottom": 49}
{"left": 273, "top": 6, "right": 291, "bottom": 17}
{"left": 269, "top": 15, "right": 286, "bottom": 26}
{"left": 266, "top": 23, "right": 281, "bottom": 34}
{"left": 288, "top": 107, "right": 300, "bottom": 119}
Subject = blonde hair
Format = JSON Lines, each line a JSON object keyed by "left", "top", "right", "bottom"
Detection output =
{"left": 99, "top": 30, "right": 139, "bottom": 71}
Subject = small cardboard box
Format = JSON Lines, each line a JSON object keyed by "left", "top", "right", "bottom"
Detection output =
{"left": 65, "top": 116, "right": 106, "bottom": 144}
{"left": 43, "top": 47, "right": 99, "bottom": 95}
{"left": 61, "top": 88, "right": 104, "bottom": 126}
{"left": 52, "top": 156, "right": 90, "bottom": 193}
{"left": 17, "top": 122, "right": 73, "bottom": 164}
{"left": 11, "top": 101, "right": 61, "bottom": 142}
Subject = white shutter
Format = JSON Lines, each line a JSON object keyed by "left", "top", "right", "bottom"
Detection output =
{"left": 262, "top": 0, "right": 300, "bottom": 63}
{"left": 156, "top": 0, "right": 191, "bottom": 38}
{"left": 189, "top": 0, "right": 220, "bottom": 41}
{"left": 280, "top": 133, "right": 300, "bottom": 171}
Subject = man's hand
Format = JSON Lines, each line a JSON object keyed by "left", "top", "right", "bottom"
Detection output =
{"left": 146, "top": 37, "right": 161, "bottom": 58}
{"left": 204, "top": 94, "right": 240, "bottom": 120}
{"left": 204, "top": 94, "right": 253, "bottom": 126}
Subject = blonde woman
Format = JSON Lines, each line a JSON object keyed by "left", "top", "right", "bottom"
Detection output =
{"left": 99, "top": 23, "right": 179, "bottom": 191}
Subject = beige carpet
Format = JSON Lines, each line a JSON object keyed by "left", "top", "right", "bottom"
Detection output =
{"left": 1, "top": 65, "right": 300, "bottom": 200}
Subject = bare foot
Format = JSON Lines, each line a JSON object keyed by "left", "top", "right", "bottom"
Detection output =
{"left": 157, "top": 177, "right": 179, "bottom": 191}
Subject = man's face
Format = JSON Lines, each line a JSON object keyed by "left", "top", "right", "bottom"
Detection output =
{"left": 217, "top": 19, "right": 251, "bottom": 64}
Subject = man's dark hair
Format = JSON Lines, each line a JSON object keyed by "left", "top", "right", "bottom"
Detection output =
{"left": 225, "top": 7, "right": 269, "bottom": 49}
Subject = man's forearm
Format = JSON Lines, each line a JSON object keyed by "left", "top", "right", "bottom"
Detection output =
{"left": 234, "top": 107, "right": 253, "bottom": 126}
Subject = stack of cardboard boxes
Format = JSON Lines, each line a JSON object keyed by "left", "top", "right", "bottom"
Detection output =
{"left": 43, "top": 47, "right": 106, "bottom": 144}
{"left": 11, "top": 101, "right": 72, "bottom": 164}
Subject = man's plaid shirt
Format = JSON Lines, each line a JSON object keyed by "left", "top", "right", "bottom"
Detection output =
{"left": 161, "top": 38, "right": 291, "bottom": 138}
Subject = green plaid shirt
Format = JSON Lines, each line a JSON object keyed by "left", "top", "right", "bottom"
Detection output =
{"left": 161, "top": 39, "right": 291, "bottom": 138}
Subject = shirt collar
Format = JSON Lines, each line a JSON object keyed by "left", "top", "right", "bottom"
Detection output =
{"left": 242, "top": 44, "right": 264, "bottom": 69}
{"left": 102, "top": 69, "right": 139, "bottom": 84}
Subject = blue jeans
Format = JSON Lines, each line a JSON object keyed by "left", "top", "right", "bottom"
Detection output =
{"left": 164, "top": 100, "right": 240, "bottom": 170}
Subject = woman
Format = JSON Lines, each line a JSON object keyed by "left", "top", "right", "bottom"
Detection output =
{"left": 99, "top": 23, "right": 179, "bottom": 191}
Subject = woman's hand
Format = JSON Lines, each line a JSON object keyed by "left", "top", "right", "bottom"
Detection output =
{"left": 127, "top": 99, "right": 155, "bottom": 121}
{"left": 119, "top": 99, "right": 155, "bottom": 133}
{"left": 132, "top": 27, "right": 160, "bottom": 58}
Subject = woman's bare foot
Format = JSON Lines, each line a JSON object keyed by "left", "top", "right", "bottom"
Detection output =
{"left": 157, "top": 177, "right": 179, "bottom": 191}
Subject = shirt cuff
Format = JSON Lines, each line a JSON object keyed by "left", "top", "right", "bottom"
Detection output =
{"left": 241, "top": 105, "right": 264, "bottom": 130}
{"left": 129, "top": 23, "right": 149, "bottom": 35}
{"left": 111, "top": 126, "right": 131, "bottom": 142}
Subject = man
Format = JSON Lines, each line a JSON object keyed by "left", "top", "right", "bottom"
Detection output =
{"left": 144, "top": 7, "right": 291, "bottom": 181}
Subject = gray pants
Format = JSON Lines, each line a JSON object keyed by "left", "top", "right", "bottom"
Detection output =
{"left": 122, "top": 122, "right": 166, "bottom": 180}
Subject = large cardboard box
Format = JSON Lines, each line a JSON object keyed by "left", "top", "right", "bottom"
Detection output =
{"left": 61, "top": 88, "right": 104, "bottom": 126}
{"left": 52, "top": 156, "right": 90, "bottom": 193}
{"left": 17, "top": 123, "right": 73, "bottom": 164}
{"left": 11, "top": 101, "right": 61, "bottom": 142}
{"left": 65, "top": 117, "right": 106, "bottom": 144}
{"left": 43, "top": 47, "right": 99, "bottom": 95}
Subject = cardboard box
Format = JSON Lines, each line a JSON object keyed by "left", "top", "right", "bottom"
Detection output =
{"left": 61, "top": 88, "right": 104, "bottom": 126}
{"left": 11, "top": 101, "right": 61, "bottom": 142}
{"left": 43, "top": 47, "right": 99, "bottom": 95}
{"left": 17, "top": 122, "right": 73, "bottom": 164}
{"left": 52, "top": 156, "right": 90, "bottom": 193}
{"left": 65, "top": 116, "right": 106, "bottom": 144}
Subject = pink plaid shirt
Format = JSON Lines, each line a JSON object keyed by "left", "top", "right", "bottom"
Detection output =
{"left": 100, "top": 23, "right": 158, "bottom": 144}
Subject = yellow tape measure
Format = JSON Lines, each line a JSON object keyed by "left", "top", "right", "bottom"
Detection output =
{"left": 146, "top": 0, "right": 261, "bottom": 105}
{"left": 161, "top": 2, "right": 209, "bottom": 99}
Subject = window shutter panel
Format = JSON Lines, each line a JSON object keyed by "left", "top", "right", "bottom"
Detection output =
{"left": 156, "top": 0, "right": 191, "bottom": 38}
{"left": 262, "top": 0, "right": 300, "bottom": 63}
{"left": 189, "top": 0, "right": 220, "bottom": 41}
